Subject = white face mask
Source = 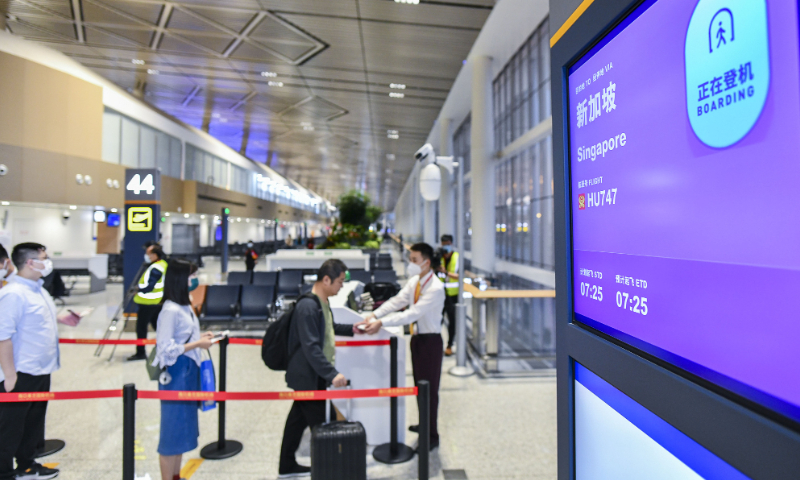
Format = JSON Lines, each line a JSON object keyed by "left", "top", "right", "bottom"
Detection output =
{"left": 144, "top": 253, "right": 152, "bottom": 264}
{"left": 407, "top": 261, "right": 422, "bottom": 277}
{"left": 30, "top": 258, "right": 53, "bottom": 278}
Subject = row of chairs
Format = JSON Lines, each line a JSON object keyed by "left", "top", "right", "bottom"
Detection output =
{"left": 228, "top": 269, "right": 398, "bottom": 290}
{"left": 200, "top": 284, "right": 275, "bottom": 324}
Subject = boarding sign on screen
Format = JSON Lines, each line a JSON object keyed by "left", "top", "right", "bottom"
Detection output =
{"left": 568, "top": 0, "right": 800, "bottom": 421}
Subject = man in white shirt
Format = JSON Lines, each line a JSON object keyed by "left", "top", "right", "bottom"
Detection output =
{"left": 0, "top": 243, "right": 61, "bottom": 480}
{"left": 355, "top": 243, "right": 446, "bottom": 450}
{"left": 0, "top": 245, "right": 16, "bottom": 289}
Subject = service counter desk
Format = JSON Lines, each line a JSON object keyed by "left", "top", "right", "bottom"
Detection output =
{"left": 328, "top": 282, "right": 406, "bottom": 446}
{"left": 51, "top": 254, "right": 108, "bottom": 293}
{"left": 265, "top": 249, "right": 370, "bottom": 271}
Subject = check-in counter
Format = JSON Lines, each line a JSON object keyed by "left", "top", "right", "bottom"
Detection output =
{"left": 265, "top": 249, "right": 370, "bottom": 271}
{"left": 328, "top": 282, "right": 406, "bottom": 446}
{"left": 51, "top": 254, "right": 108, "bottom": 293}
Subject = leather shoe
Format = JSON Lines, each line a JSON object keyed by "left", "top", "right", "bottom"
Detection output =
{"left": 126, "top": 353, "right": 146, "bottom": 362}
{"left": 408, "top": 424, "right": 419, "bottom": 433}
{"left": 444, "top": 347, "right": 453, "bottom": 356}
{"left": 414, "top": 439, "right": 439, "bottom": 452}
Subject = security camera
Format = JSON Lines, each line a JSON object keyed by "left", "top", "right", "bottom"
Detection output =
{"left": 62, "top": 210, "right": 71, "bottom": 221}
{"left": 414, "top": 143, "right": 435, "bottom": 163}
{"left": 0, "top": 164, "right": 7, "bottom": 176}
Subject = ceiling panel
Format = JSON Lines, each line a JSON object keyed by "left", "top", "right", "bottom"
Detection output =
{"left": 4, "top": 0, "right": 494, "bottom": 207}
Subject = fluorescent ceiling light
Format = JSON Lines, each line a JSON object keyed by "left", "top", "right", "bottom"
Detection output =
{"left": 389, "top": 92, "right": 405, "bottom": 98}
{"left": 268, "top": 81, "right": 284, "bottom": 87}
{"left": 394, "top": 0, "right": 420, "bottom": 3}
{"left": 1, "top": 201, "right": 9, "bottom": 206}
{"left": 147, "top": 69, "right": 159, "bottom": 75}
{"left": 132, "top": 59, "right": 145, "bottom": 65}
{"left": 69, "top": 205, "right": 77, "bottom": 210}
{"left": 390, "top": 83, "right": 406, "bottom": 89}
{"left": 261, "top": 71, "right": 277, "bottom": 77}
{"left": 388, "top": 134, "right": 399, "bottom": 139}
{"left": 110, "top": 208, "right": 118, "bottom": 213}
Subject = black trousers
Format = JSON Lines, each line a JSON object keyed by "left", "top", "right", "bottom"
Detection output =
{"left": 135, "top": 303, "right": 162, "bottom": 355}
{"left": 0, "top": 373, "right": 50, "bottom": 479}
{"left": 442, "top": 295, "right": 457, "bottom": 348}
{"left": 411, "top": 334, "right": 443, "bottom": 443}
{"left": 279, "top": 378, "right": 327, "bottom": 471}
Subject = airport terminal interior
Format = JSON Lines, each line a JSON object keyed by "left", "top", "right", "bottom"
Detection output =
{"left": 1, "top": 0, "right": 799, "bottom": 479}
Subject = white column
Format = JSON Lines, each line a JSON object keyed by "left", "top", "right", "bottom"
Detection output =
{"left": 423, "top": 200, "right": 437, "bottom": 246}
{"left": 438, "top": 118, "right": 455, "bottom": 241}
{"left": 470, "top": 55, "right": 496, "bottom": 273}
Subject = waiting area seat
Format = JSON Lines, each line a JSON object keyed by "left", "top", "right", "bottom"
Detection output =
{"left": 277, "top": 269, "right": 304, "bottom": 298}
{"left": 239, "top": 285, "right": 275, "bottom": 322}
{"left": 373, "top": 269, "right": 398, "bottom": 284}
{"left": 252, "top": 271, "right": 278, "bottom": 286}
{"left": 349, "top": 269, "right": 373, "bottom": 284}
{"left": 200, "top": 285, "right": 241, "bottom": 322}
{"left": 227, "top": 271, "right": 253, "bottom": 286}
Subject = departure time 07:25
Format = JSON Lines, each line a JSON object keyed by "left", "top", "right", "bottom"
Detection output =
{"left": 616, "top": 291, "right": 648, "bottom": 315}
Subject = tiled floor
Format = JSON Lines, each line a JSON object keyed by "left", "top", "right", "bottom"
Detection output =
{"left": 38, "top": 245, "right": 556, "bottom": 479}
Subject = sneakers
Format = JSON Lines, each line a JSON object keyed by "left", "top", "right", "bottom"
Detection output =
{"left": 16, "top": 463, "right": 59, "bottom": 479}
{"left": 126, "top": 352, "right": 147, "bottom": 362}
{"left": 278, "top": 465, "right": 311, "bottom": 478}
{"left": 444, "top": 347, "right": 453, "bottom": 356}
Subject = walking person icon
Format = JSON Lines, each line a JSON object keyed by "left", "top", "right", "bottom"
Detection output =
{"left": 716, "top": 21, "right": 727, "bottom": 48}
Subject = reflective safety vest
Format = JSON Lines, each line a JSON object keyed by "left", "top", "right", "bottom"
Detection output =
{"left": 134, "top": 259, "right": 167, "bottom": 305}
{"left": 440, "top": 251, "right": 460, "bottom": 297}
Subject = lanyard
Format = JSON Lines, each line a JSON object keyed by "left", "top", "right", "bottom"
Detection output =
{"left": 414, "top": 272, "right": 433, "bottom": 304}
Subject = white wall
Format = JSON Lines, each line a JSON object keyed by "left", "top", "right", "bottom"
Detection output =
{"left": 0, "top": 205, "right": 98, "bottom": 257}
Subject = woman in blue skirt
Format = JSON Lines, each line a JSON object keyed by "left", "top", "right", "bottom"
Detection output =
{"left": 152, "top": 260, "right": 214, "bottom": 480}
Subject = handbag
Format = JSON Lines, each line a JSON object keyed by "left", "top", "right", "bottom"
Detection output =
{"left": 199, "top": 349, "right": 217, "bottom": 412}
{"left": 146, "top": 335, "right": 192, "bottom": 382}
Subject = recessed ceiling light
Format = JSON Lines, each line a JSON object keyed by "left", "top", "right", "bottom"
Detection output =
{"left": 147, "top": 69, "right": 159, "bottom": 75}
{"left": 69, "top": 205, "right": 77, "bottom": 210}
{"left": 200, "top": 215, "right": 206, "bottom": 219}
{"left": 184, "top": 213, "right": 190, "bottom": 218}
{"left": 164, "top": 212, "right": 170, "bottom": 217}
{"left": 261, "top": 71, "right": 277, "bottom": 77}
{"left": 387, "top": 134, "right": 399, "bottom": 139}
{"left": 389, "top": 92, "right": 405, "bottom": 98}
{"left": 132, "top": 59, "right": 145, "bottom": 65}
{"left": 390, "top": 83, "right": 406, "bottom": 89}
{"left": 386, "top": 154, "right": 396, "bottom": 161}
{"left": 1, "top": 201, "right": 9, "bottom": 206}
{"left": 394, "top": 0, "right": 420, "bottom": 3}
{"left": 110, "top": 208, "right": 118, "bottom": 213}
{"left": 268, "top": 81, "right": 284, "bottom": 87}
{"left": 387, "top": 129, "right": 399, "bottom": 135}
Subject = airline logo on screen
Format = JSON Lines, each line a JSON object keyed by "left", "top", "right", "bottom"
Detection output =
{"left": 685, "top": 0, "right": 770, "bottom": 148}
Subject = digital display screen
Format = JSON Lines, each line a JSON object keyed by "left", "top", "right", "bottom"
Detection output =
{"left": 574, "top": 362, "right": 748, "bottom": 480}
{"left": 106, "top": 213, "right": 120, "bottom": 227}
{"left": 568, "top": 0, "right": 800, "bottom": 421}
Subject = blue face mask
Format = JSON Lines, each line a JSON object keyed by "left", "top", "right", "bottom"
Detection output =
{"left": 189, "top": 278, "right": 199, "bottom": 292}
{"left": 442, "top": 245, "right": 453, "bottom": 253}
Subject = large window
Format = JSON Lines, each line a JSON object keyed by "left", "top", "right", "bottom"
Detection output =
{"left": 493, "top": 18, "right": 551, "bottom": 151}
{"left": 102, "top": 109, "right": 182, "bottom": 178}
{"left": 453, "top": 115, "right": 472, "bottom": 251}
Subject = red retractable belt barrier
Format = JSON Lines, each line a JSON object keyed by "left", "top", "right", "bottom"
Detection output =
{"left": 0, "top": 387, "right": 416, "bottom": 403}
{"left": 0, "top": 390, "right": 122, "bottom": 402}
{"left": 59, "top": 339, "right": 156, "bottom": 345}
{"left": 228, "top": 338, "right": 391, "bottom": 347}
{"left": 138, "top": 387, "right": 417, "bottom": 402}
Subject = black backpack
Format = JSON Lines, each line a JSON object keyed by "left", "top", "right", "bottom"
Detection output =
{"left": 261, "top": 293, "right": 319, "bottom": 371}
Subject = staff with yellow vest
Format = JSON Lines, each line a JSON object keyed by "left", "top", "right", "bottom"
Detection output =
{"left": 127, "top": 243, "right": 168, "bottom": 361}
{"left": 437, "top": 234, "right": 459, "bottom": 357}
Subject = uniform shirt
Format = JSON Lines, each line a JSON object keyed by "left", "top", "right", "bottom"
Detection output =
{"left": 373, "top": 270, "right": 445, "bottom": 334}
{"left": 152, "top": 300, "right": 203, "bottom": 368}
{"left": 0, "top": 276, "right": 60, "bottom": 381}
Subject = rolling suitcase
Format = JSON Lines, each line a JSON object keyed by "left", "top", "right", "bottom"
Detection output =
{"left": 310, "top": 384, "right": 367, "bottom": 480}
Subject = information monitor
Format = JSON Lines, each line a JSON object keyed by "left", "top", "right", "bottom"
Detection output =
{"left": 568, "top": 0, "right": 800, "bottom": 423}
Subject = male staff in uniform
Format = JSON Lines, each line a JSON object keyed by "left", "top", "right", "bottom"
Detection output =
{"left": 0, "top": 243, "right": 61, "bottom": 480}
{"left": 355, "top": 243, "right": 445, "bottom": 450}
{"left": 437, "top": 234, "right": 460, "bottom": 356}
{"left": 127, "top": 243, "right": 168, "bottom": 361}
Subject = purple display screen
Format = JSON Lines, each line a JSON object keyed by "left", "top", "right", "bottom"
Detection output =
{"left": 568, "top": 0, "right": 800, "bottom": 422}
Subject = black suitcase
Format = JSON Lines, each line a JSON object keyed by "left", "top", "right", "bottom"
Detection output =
{"left": 310, "top": 387, "right": 367, "bottom": 480}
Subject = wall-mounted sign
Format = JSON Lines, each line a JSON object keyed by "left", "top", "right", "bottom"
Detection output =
{"left": 124, "top": 169, "right": 161, "bottom": 202}
{"left": 127, "top": 207, "right": 153, "bottom": 232}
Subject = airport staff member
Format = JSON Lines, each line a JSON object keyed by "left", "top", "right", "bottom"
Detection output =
{"left": 0, "top": 245, "right": 16, "bottom": 288}
{"left": 356, "top": 243, "right": 445, "bottom": 450}
{"left": 437, "top": 234, "right": 459, "bottom": 357}
{"left": 128, "top": 243, "right": 168, "bottom": 362}
{"left": 0, "top": 243, "right": 61, "bottom": 480}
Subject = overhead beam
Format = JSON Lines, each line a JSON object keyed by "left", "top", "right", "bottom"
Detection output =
{"left": 222, "top": 11, "right": 266, "bottom": 58}
{"left": 151, "top": 4, "right": 173, "bottom": 50}
{"left": 70, "top": 0, "right": 85, "bottom": 43}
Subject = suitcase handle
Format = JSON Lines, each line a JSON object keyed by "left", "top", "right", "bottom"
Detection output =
{"left": 325, "top": 381, "right": 352, "bottom": 423}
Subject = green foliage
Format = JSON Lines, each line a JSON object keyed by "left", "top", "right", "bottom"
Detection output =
{"left": 324, "top": 189, "right": 383, "bottom": 249}
{"left": 366, "top": 205, "right": 383, "bottom": 225}
{"left": 334, "top": 242, "right": 352, "bottom": 249}
{"left": 337, "top": 190, "right": 370, "bottom": 228}
{"left": 363, "top": 240, "right": 380, "bottom": 250}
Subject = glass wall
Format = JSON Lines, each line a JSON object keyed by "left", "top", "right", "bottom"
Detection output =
{"left": 492, "top": 17, "right": 554, "bottom": 270}
{"left": 453, "top": 115, "right": 472, "bottom": 251}
{"left": 496, "top": 273, "right": 556, "bottom": 365}
{"left": 102, "top": 109, "right": 182, "bottom": 179}
{"left": 492, "top": 18, "right": 551, "bottom": 151}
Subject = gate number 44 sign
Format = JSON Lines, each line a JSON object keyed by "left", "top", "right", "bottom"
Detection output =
{"left": 126, "top": 174, "right": 155, "bottom": 195}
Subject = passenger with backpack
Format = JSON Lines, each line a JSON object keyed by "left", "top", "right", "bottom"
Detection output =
{"left": 268, "top": 259, "right": 362, "bottom": 478}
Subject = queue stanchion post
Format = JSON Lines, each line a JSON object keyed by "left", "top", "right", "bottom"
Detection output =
{"left": 122, "top": 384, "right": 136, "bottom": 480}
{"left": 373, "top": 336, "right": 415, "bottom": 464}
{"left": 200, "top": 336, "right": 243, "bottom": 459}
{"left": 35, "top": 439, "right": 66, "bottom": 458}
{"left": 418, "top": 380, "right": 430, "bottom": 480}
